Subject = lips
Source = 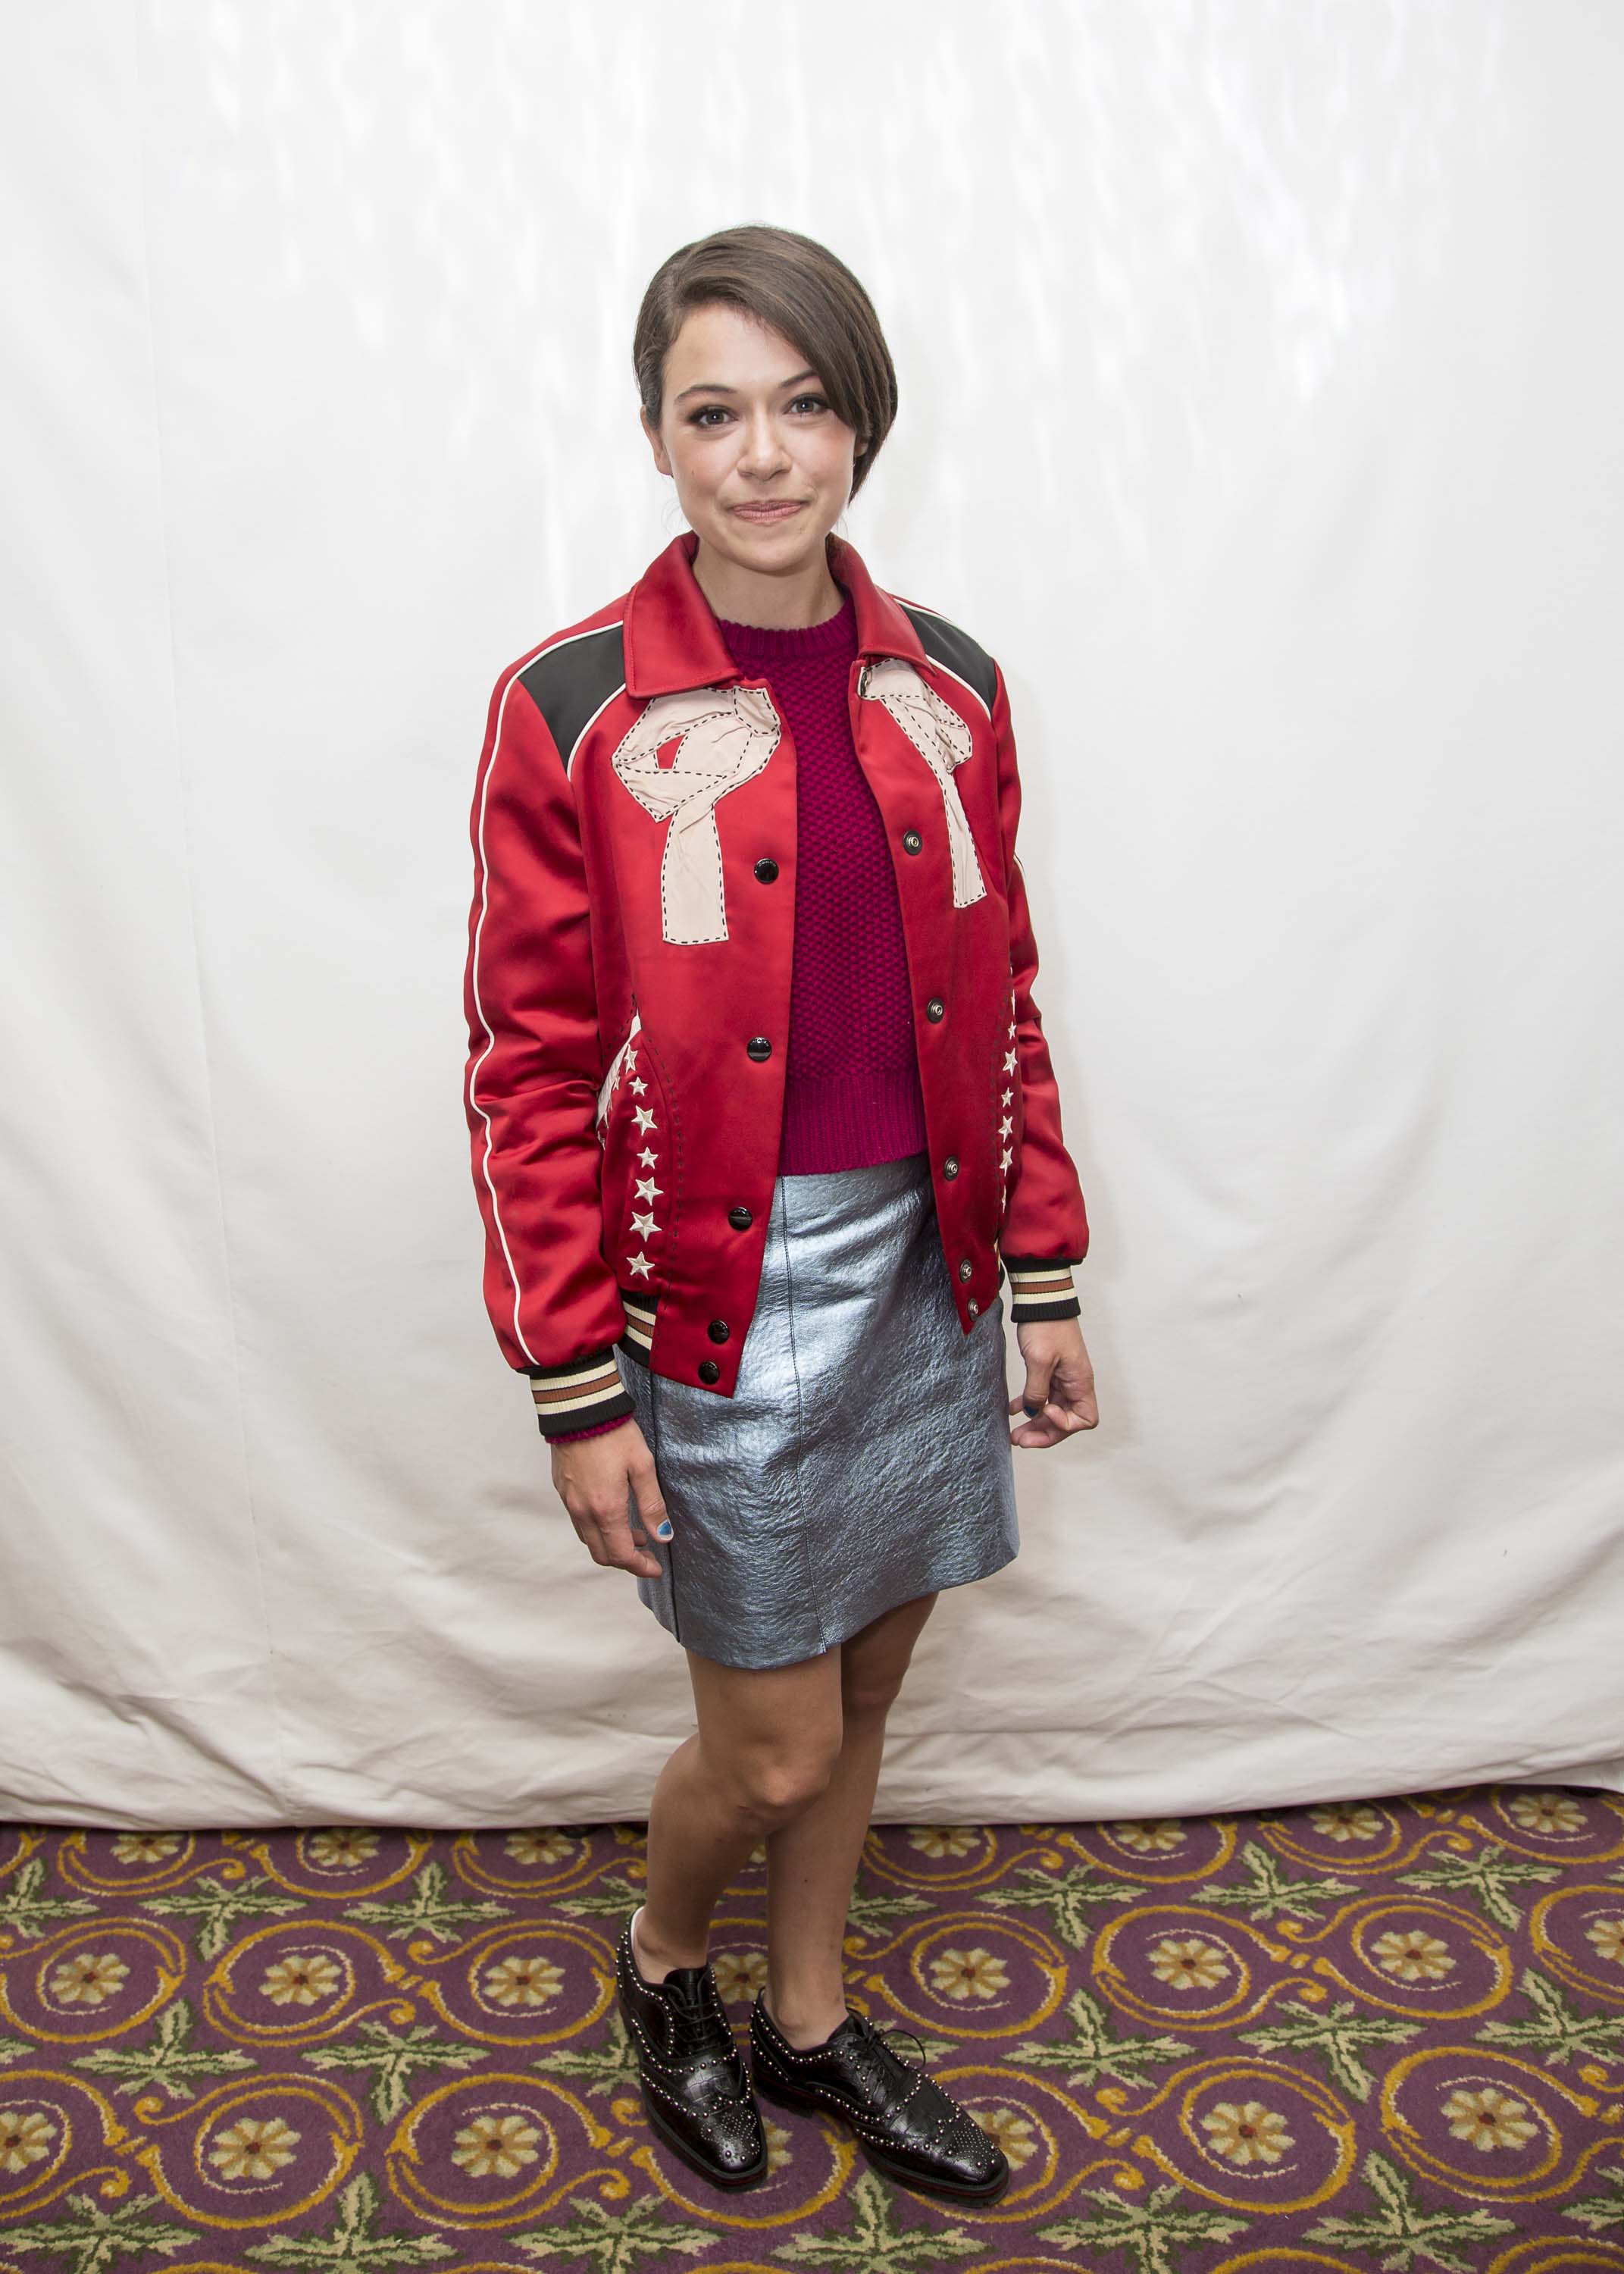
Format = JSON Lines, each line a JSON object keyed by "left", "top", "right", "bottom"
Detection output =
{"left": 731, "top": 501, "right": 806, "bottom": 520}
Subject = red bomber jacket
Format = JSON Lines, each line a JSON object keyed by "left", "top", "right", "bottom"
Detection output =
{"left": 463, "top": 528, "right": 1090, "bottom": 1439}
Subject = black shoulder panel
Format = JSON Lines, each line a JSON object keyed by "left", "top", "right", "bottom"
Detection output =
{"left": 899, "top": 603, "right": 998, "bottom": 717}
{"left": 518, "top": 622, "right": 627, "bottom": 772}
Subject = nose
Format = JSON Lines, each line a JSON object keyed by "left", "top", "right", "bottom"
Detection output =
{"left": 737, "top": 409, "right": 790, "bottom": 475}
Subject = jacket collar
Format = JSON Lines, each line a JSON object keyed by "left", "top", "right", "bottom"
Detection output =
{"left": 623, "top": 527, "right": 928, "bottom": 698}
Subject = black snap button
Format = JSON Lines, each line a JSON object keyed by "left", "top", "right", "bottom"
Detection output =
{"left": 746, "top": 1035, "right": 771, "bottom": 1060}
{"left": 698, "top": 1358, "right": 721, "bottom": 1383}
{"left": 753, "top": 857, "right": 779, "bottom": 882}
{"left": 958, "top": 1257, "right": 973, "bottom": 1281}
{"left": 707, "top": 1319, "right": 730, "bottom": 1343}
{"left": 728, "top": 1204, "right": 753, "bottom": 1229}
{"left": 943, "top": 1155, "right": 959, "bottom": 1177}
{"left": 925, "top": 998, "right": 945, "bottom": 1022}
{"left": 903, "top": 829, "right": 922, "bottom": 854}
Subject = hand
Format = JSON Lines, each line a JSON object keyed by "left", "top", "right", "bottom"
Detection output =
{"left": 1008, "top": 1317, "right": 1098, "bottom": 1447}
{"left": 549, "top": 1419, "right": 671, "bottom": 1578}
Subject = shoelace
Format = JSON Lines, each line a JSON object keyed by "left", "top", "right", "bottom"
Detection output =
{"left": 835, "top": 2012, "right": 931, "bottom": 2103}
{"left": 663, "top": 1980, "right": 740, "bottom": 2075}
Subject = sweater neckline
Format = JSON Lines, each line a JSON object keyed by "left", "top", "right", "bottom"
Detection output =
{"left": 717, "top": 584, "right": 856, "bottom": 659}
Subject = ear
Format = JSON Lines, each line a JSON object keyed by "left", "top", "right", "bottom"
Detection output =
{"left": 640, "top": 404, "right": 671, "bottom": 476}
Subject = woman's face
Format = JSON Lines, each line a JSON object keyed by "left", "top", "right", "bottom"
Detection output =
{"left": 642, "top": 301, "right": 865, "bottom": 573}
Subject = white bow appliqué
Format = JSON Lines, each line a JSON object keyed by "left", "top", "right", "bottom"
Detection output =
{"left": 611, "top": 683, "right": 782, "bottom": 943}
{"left": 859, "top": 657, "right": 987, "bottom": 908}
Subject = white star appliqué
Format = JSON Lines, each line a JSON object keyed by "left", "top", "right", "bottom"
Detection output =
{"left": 627, "top": 1075, "right": 647, "bottom": 1096}
{"left": 626, "top": 1251, "right": 654, "bottom": 1279}
{"left": 635, "top": 1176, "right": 662, "bottom": 1203}
{"left": 631, "top": 1209, "right": 659, "bottom": 1238}
{"left": 637, "top": 1147, "right": 658, "bottom": 1168}
{"left": 1000, "top": 1116, "right": 1013, "bottom": 1138}
{"left": 1003, "top": 1050, "right": 1018, "bottom": 1073}
{"left": 634, "top": 1105, "right": 659, "bottom": 1134}
{"left": 1000, "top": 1148, "right": 1013, "bottom": 1173}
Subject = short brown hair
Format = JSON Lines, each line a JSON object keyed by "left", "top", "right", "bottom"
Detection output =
{"left": 633, "top": 224, "right": 898, "bottom": 502}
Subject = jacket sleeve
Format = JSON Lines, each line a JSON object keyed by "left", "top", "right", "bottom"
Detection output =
{"left": 464, "top": 659, "right": 635, "bottom": 1439}
{"left": 990, "top": 656, "right": 1090, "bottom": 1323}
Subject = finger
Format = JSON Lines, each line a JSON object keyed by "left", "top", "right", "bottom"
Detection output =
{"left": 627, "top": 1462, "right": 672, "bottom": 1544}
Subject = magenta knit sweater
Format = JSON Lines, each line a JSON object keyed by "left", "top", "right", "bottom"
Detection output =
{"left": 554, "top": 581, "right": 927, "bottom": 1442}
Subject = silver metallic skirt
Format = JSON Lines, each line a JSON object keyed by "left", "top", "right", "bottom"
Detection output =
{"left": 615, "top": 1147, "right": 1019, "bottom": 1670}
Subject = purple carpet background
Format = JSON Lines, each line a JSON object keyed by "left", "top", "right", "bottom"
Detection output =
{"left": 4, "top": 1784, "right": 1624, "bottom": 2269}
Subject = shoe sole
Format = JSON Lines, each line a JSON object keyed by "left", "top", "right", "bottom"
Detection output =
{"left": 753, "top": 2059, "right": 1011, "bottom": 2204}
{"left": 616, "top": 1982, "right": 770, "bottom": 2191}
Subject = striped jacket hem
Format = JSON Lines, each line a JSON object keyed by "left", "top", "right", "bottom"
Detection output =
{"left": 527, "top": 1286, "right": 656, "bottom": 1439}
{"left": 531, "top": 1260, "right": 1081, "bottom": 1433}
{"left": 1001, "top": 1254, "right": 1083, "bottom": 1323}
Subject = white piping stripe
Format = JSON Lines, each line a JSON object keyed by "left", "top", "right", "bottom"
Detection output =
{"left": 468, "top": 621, "right": 620, "bottom": 1368}
{"left": 565, "top": 679, "right": 627, "bottom": 777}
{"left": 889, "top": 597, "right": 993, "bottom": 720}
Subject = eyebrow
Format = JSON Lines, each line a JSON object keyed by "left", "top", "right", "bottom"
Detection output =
{"left": 673, "top": 368, "right": 821, "bottom": 402}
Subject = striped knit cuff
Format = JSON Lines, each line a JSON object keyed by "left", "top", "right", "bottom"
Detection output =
{"left": 527, "top": 1347, "right": 635, "bottom": 1440}
{"left": 1001, "top": 1254, "right": 1082, "bottom": 1323}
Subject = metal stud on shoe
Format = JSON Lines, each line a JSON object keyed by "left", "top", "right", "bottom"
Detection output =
{"left": 615, "top": 1911, "right": 768, "bottom": 2188}
{"left": 748, "top": 1987, "right": 1009, "bottom": 2204}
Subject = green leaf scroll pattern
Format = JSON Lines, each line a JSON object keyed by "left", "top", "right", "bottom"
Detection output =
{"left": 69, "top": 1992, "right": 256, "bottom": 2100}
{"left": 1036, "top": 2182, "right": 1248, "bottom": 2274}
{"left": 507, "top": 2189, "right": 716, "bottom": 2267}
{"left": 241, "top": 2172, "right": 455, "bottom": 2267}
{"left": 1302, "top": 2147, "right": 1518, "bottom": 2270}
{"left": 340, "top": 1859, "right": 513, "bottom": 1947}
{"left": 1239, "top": 1995, "right": 1423, "bottom": 2100}
{"left": 1007, "top": 1984, "right": 1195, "bottom": 2091}
{"left": 0, "top": 2185, "right": 200, "bottom": 2273}
{"left": 136, "top": 1872, "right": 306, "bottom": 1962}
{"left": 1187, "top": 1840, "right": 1360, "bottom": 1922}
{"left": 301, "top": 2016, "right": 490, "bottom": 2122}
{"left": 768, "top": 2167, "right": 984, "bottom": 2266}
{"left": 1397, "top": 1840, "right": 1563, "bottom": 1931}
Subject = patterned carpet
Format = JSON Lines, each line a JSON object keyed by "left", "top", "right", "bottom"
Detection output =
{"left": 4, "top": 1785, "right": 1624, "bottom": 2271}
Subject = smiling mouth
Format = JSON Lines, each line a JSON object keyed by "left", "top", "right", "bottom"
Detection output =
{"left": 731, "top": 501, "right": 806, "bottom": 518}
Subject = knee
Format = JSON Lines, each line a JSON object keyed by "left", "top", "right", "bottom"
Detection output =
{"left": 841, "top": 1671, "right": 904, "bottom": 1727}
{"left": 731, "top": 1740, "right": 841, "bottom": 1828}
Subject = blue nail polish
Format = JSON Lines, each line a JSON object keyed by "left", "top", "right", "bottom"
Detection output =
{"left": 656, "top": 1521, "right": 674, "bottom": 1539}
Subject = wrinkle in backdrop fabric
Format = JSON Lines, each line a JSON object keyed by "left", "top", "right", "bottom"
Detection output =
{"left": 2, "top": 0, "right": 1622, "bottom": 1825}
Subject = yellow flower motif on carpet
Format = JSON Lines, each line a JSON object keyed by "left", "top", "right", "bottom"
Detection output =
{"left": 1113, "top": 1820, "right": 1187, "bottom": 1854}
{"left": 975, "top": 2106, "right": 1039, "bottom": 2166}
{"left": 209, "top": 2116, "right": 301, "bottom": 2180}
{"left": 453, "top": 2112, "right": 542, "bottom": 2177}
{"left": 111, "top": 1831, "right": 182, "bottom": 1864}
{"left": 1201, "top": 2100, "right": 1294, "bottom": 2165}
{"left": 712, "top": 1949, "right": 768, "bottom": 2002}
{"left": 929, "top": 1947, "right": 1009, "bottom": 2000}
{"left": 306, "top": 1828, "right": 381, "bottom": 1868}
{"left": 1371, "top": 1928, "right": 1454, "bottom": 1981}
{"left": 1585, "top": 1915, "right": 1624, "bottom": 1965}
{"left": 49, "top": 1951, "right": 129, "bottom": 2005}
{"left": 1310, "top": 1803, "right": 1382, "bottom": 1842}
{"left": 909, "top": 1826, "right": 981, "bottom": 1858}
{"left": 0, "top": 2110, "right": 56, "bottom": 2174}
{"left": 1441, "top": 2085, "right": 1541, "bottom": 2150}
{"left": 1149, "top": 1937, "right": 1230, "bottom": 1991}
{"left": 1507, "top": 1790, "right": 1586, "bottom": 1837}
{"left": 259, "top": 1951, "right": 342, "bottom": 2006}
{"left": 482, "top": 1953, "right": 565, "bottom": 2008}
{"left": 505, "top": 1828, "right": 578, "bottom": 1865}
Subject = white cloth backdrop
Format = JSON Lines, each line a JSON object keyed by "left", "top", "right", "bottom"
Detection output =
{"left": 4, "top": 1, "right": 1622, "bottom": 1829}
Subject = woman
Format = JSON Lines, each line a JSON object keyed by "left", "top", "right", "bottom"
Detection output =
{"left": 462, "top": 224, "right": 1097, "bottom": 2204}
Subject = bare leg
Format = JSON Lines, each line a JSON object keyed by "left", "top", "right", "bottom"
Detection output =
{"left": 632, "top": 1642, "right": 845, "bottom": 1982}
{"left": 762, "top": 1591, "right": 940, "bottom": 2045}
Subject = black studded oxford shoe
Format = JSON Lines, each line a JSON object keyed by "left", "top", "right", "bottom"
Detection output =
{"left": 615, "top": 1909, "right": 768, "bottom": 2188}
{"left": 749, "top": 1990, "right": 1009, "bottom": 2204}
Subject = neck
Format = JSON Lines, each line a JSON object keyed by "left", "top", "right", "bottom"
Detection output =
{"left": 691, "top": 530, "right": 846, "bottom": 631}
